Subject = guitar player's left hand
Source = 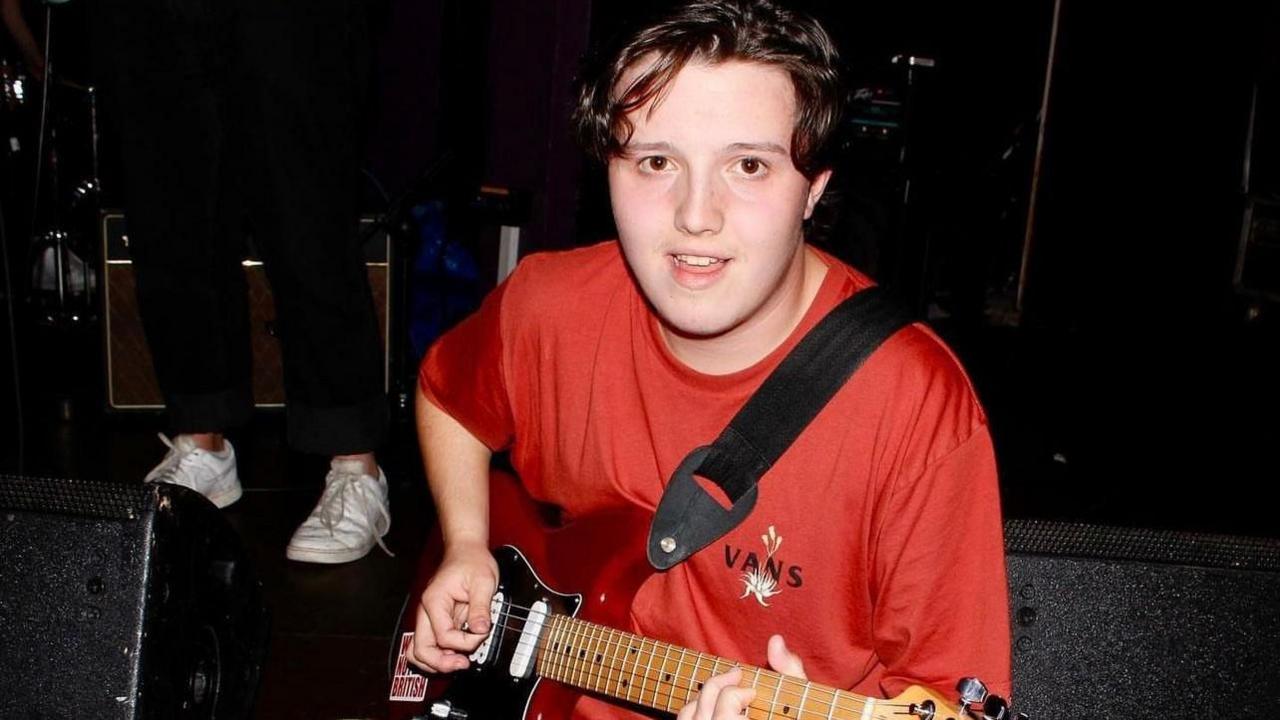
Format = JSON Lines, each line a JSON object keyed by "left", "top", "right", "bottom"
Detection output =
{"left": 675, "top": 634, "right": 806, "bottom": 720}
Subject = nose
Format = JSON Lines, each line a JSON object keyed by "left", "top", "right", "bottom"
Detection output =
{"left": 673, "top": 173, "right": 723, "bottom": 236}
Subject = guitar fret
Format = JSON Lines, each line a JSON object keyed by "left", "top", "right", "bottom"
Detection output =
{"left": 693, "top": 652, "right": 712, "bottom": 695}
{"left": 582, "top": 622, "right": 597, "bottom": 690}
{"left": 534, "top": 615, "right": 551, "bottom": 681}
{"left": 601, "top": 626, "right": 616, "bottom": 693}
{"left": 596, "top": 626, "right": 611, "bottom": 695}
{"left": 658, "top": 642, "right": 674, "bottom": 711}
{"left": 636, "top": 637, "right": 655, "bottom": 704}
{"left": 548, "top": 616, "right": 568, "bottom": 684}
{"left": 558, "top": 618, "right": 573, "bottom": 686}
{"left": 568, "top": 620, "right": 586, "bottom": 689}
{"left": 560, "top": 617, "right": 576, "bottom": 685}
{"left": 797, "top": 681, "right": 811, "bottom": 719}
{"left": 768, "top": 671, "right": 782, "bottom": 719}
{"left": 777, "top": 676, "right": 806, "bottom": 720}
{"left": 612, "top": 628, "right": 634, "bottom": 701}
{"left": 600, "top": 625, "right": 616, "bottom": 694}
{"left": 828, "top": 688, "right": 847, "bottom": 720}
{"left": 821, "top": 684, "right": 837, "bottom": 720}
{"left": 587, "top": 623, "right": 604, "bottom": 692}
{"left": 538, "top": 616, "right": 555, "bottom": 681}
{"left": 586, "top": 623, "right": 603, "bottom": 691}
{"left": 542, "top": 616, "right": 556, "bottom": 682}
{"left": 677, "top": 648, "right": 692, "bottom": 706}
{"left": 618, "top": 629, "right": 634, "bottom": 698}
{"left": 624, "top": 635, "right": 642, "bottom": 703}
{"left": 861, "top": 695, "right": 876, "bottom": 720}
{"left": 594, "top": 624, "right": 610, "bottom": 693}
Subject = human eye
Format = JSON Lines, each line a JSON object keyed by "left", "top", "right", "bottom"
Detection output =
{"left": 733, "top": 156, "right": 769, "bottom": 178}
{"left": 638, "top": 155, "right": 674, "bottom": 173}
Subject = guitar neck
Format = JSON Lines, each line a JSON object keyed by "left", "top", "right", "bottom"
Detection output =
{"left": 535, "top": 614, "right": 885, "bottom": 719}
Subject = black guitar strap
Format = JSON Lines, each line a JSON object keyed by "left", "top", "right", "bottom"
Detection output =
{"left": 647, "top": 285, "right": 915, "bottom": 570}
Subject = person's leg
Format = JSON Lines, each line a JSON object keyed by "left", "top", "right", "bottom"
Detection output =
{"left": 232, "top": 0, "right": 389, "bottom": 561}
{"left": 95, "top": 0, "right": 249, "bottom": 506}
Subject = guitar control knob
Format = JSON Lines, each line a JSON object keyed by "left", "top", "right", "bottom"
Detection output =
{"left": 982, "top": 695, "right": 1008, "bottom": 720}
{"left": 956, "top": 677, "right": 988, "bottom": 705}
{"left": 428, "top": 700, "right": 469, "bottom": 719}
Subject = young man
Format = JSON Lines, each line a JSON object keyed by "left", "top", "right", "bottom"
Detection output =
{"left": 412, "top": 1, "right": 1011, "bottom": 717}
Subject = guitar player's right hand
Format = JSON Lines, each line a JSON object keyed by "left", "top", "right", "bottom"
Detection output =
{"left": 410, "top": 542, "right": 499, "bottom": 673}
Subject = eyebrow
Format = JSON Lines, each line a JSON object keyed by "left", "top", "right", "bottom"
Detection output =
{"left": 622, "top": 141, "right": 676, "bottom": 154}
{"left": 621, "top": 141, "right": 789, "bottom": 155}
{"left": 725, "top": 142, "right": 788, "bottom": 155}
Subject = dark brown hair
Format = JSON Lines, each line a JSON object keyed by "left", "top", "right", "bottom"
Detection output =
{"left": 573, "top": 0, "right": 843, "bottom": 179}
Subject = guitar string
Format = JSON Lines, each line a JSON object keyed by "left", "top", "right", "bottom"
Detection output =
{"left": 427, "top": 602, "right": 907, "bottom": 719}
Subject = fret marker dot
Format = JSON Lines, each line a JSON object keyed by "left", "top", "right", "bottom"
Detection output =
{"left": 596, "top": 654, "right": 603, "bottom": 663}
{"left": 664, "top": 674, "right": 672, "bottom": 682}
{"left": 784, "top": 707, "right": 790, "bottom": 715}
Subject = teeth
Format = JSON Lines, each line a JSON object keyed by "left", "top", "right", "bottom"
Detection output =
{"left": 673, "top": 254, "right": 722, "bottom": 267}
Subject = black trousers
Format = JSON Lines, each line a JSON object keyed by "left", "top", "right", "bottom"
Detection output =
{"left": 94, "top": 0, "right": 387, "bottom": 454}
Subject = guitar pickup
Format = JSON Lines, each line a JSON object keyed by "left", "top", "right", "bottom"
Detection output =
{"left": 508, "top": 600, "right": 549, "bottom": 678}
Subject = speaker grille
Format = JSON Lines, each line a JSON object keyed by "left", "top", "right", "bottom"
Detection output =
{"left": 1006, "top": 520, "right": 1280, "bottom": 719}
{"left": 0, "top": 475, "right": 151, "bottom": 520}
{"left": 1004, "top": 518, "right": 1280, "bottom": 572}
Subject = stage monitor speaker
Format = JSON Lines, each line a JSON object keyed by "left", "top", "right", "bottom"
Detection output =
{"left": 0, "top": 476, "right": 269, "bottom": 719}
{"left": 1004, "top": 519, "right": 1280, "bottom": 719}
{"left": 101, "top": 211, "right": 392, "bottom": 410}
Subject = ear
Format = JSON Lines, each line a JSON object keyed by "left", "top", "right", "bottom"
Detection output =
{"left": 802, "top": 168, "right": 833, "bottom": 220}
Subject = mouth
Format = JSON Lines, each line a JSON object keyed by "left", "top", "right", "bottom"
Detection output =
{"left": 668, "top": 252, "right": 730, "bottom": 289}
{"left": 671, "top": 253, "right": 729, "bottom": 269}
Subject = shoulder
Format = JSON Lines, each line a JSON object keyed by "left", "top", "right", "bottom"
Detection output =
{"left": 501, "top": 241, "right": 630, "bottom": 316}
{"left": 816, "top": 255, "right": 987, "bottom": 462}
{"left": 496, "top": 241, "right": 634, "bottom": 350}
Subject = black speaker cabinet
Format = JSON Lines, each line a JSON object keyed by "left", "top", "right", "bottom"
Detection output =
{"left": 101, "top": 211, "right": 392, "bottom": 410}
{"left": 1005, "top": 519, "right": 1280, "bottom": 718}
{"left": 0, "top": 476, "right": 269, "bottom": 719}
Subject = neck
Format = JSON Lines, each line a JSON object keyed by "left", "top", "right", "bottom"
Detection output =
{"left": 534, "top": 614, "right": 879, "bottom": 719}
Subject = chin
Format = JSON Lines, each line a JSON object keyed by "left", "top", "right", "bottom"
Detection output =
{"left": 654, "top": 305, "right": 740, "bottom": 340}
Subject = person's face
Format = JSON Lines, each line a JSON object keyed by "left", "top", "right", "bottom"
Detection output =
{"left": 608, "top": 60, "right": 831, "bottom": 344}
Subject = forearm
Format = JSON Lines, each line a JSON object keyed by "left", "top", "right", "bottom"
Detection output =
{"left": 416, "top": 386, "right": 493, "bottom": 551}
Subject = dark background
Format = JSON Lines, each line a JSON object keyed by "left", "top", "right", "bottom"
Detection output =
{"left": 2, "top": 2, "right": 1278, "bottom": 716}
{"left": 3, "top": 0, "right": 1278, "bottom": 536}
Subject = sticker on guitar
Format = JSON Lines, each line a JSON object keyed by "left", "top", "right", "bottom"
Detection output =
{"left": 390, "top": 632, "right": 429, "bottom": 702}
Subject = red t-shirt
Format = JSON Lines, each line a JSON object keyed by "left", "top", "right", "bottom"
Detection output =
{"left": 420, "top": 241, "right": 1012, "bottom": 714}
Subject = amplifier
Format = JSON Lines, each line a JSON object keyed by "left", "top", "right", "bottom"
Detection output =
{"left": 102, "top": 212, "right": 391, "bottom": 409}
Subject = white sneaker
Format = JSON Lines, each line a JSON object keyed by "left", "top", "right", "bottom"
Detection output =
{"left": 286, "top": 459, "right": 393, "bottom": 564}
{"left": 144, "top": 433, "right": 243, "bottom": 509}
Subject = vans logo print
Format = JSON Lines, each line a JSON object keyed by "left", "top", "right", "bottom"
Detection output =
{"left": 725, "top": 525, "right": 805, "bottom": 607}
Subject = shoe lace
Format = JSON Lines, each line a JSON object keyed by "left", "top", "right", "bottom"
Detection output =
{"left": 150, "top": 433, "right": 209, "bottom": 485}
{"left": 316, "top": 467, "right": 394, "bottom": 557}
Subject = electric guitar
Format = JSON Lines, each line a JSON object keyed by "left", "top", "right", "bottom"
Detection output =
{"left": 388, "top": 471, "right": 1018, "bottom": 720}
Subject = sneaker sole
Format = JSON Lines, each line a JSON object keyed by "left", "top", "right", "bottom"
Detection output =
{"left": 146, "top": 479, "right": 242, "bottom": 509}
{"left": 208, "top": 484, "right": 243, "bottom": 509}
{"left": 285, "top": 544, "right": 376, "bottom": 564}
